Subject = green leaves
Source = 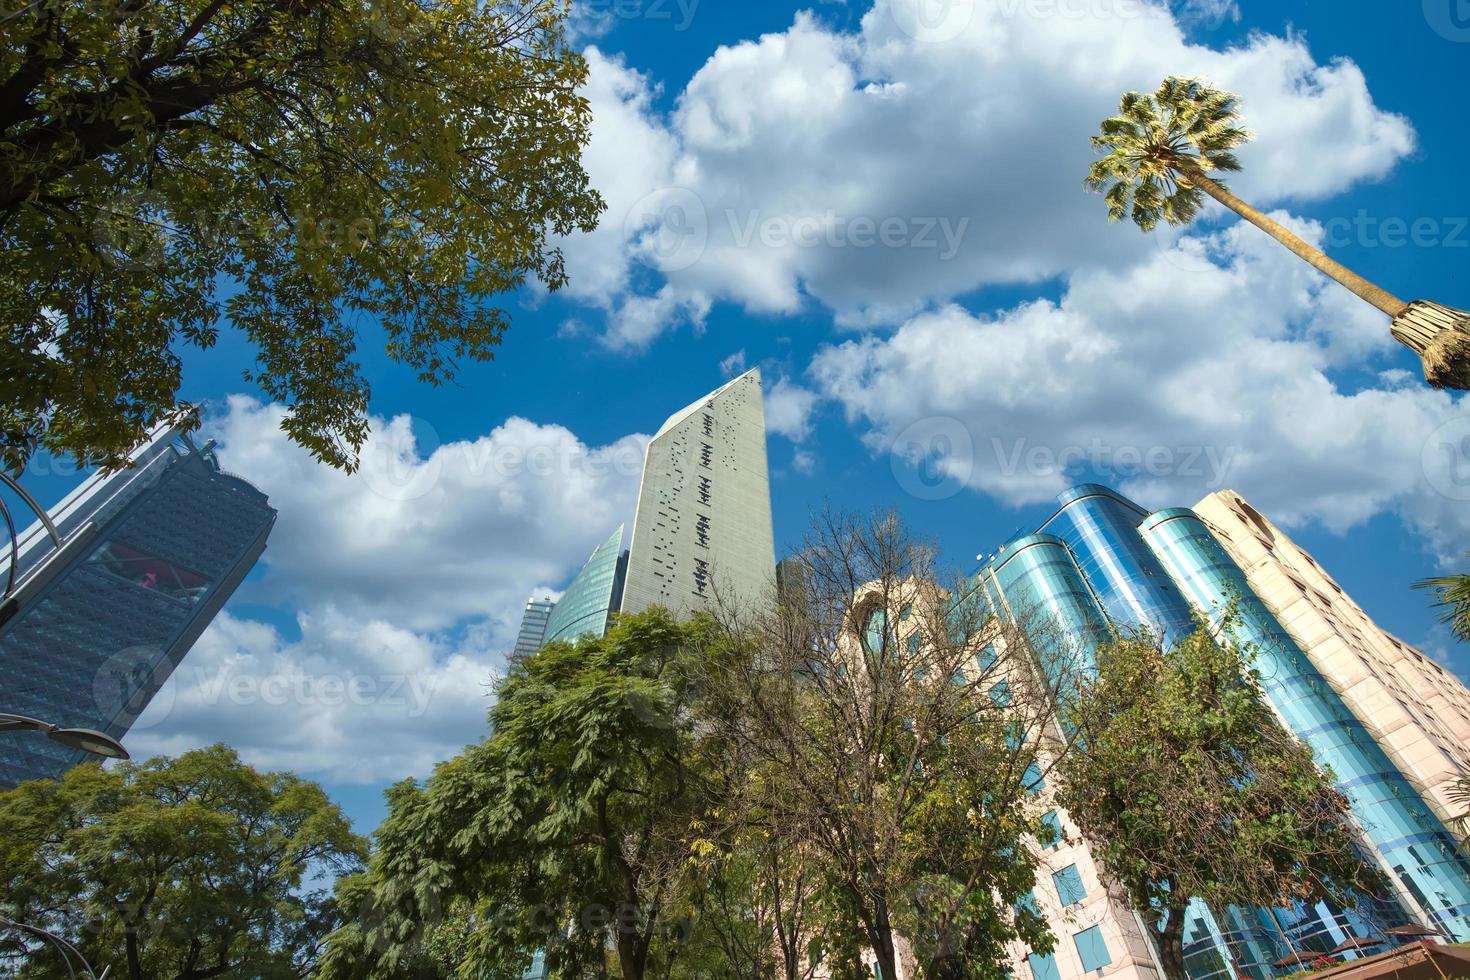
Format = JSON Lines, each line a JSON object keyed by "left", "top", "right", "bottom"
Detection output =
{"left": 1085, "top": 76, "right": 1251, "bottom": 233}
{"left": 1414, "top": 556, "right": 1470, "bottom": 642}
{"left": 0, "top": 744, "right": 367, "bottom": 980}
{"left": 0, "top": 0, "right": 604, "bottom": 473}
{"left": 1056, "top": 621, "right": 1384, "bottom": 976}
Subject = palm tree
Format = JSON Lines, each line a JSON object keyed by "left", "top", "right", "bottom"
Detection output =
{"left": 1414, "top": 560, "right": 1470, "bottom": 642}
{"left": 1086, "top": 77, "right": 1470, "bottom": 391}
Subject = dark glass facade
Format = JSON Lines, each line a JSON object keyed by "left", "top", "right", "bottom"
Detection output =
{"left": 0, "top": 434, "right": 275, "bottom": 786}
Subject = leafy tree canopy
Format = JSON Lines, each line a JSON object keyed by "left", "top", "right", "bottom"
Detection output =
{"left": 0, "top": 744, "right": 367, "bottom": 980}
{"left": 1055, "top": 620, "right": 1385, "bottom": 980}
{"left": 0, "top": 0, "right": 603, "bottom": 473}
{"left": 319, "top": 610, "right": 725, "bottom": 980}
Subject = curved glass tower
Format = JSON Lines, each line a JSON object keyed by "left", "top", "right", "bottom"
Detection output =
{"left": 1140, "top": 508, "right": 1470, "bottom": 942}
{"left": 543, "top": 525, "right": 626, "bottom": 646}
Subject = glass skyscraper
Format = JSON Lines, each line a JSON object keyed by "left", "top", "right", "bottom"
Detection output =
{"left": 511, "top": 597, "right": 555, "bottom": 661}
{"left": 977, "top": 484, "right": 1470, "bottom": 980}
{"left": 0, "top": 427, "right": 276, "bottom": 787}
{"left": 543, "top": 524, "right": 626, "bottom": 646}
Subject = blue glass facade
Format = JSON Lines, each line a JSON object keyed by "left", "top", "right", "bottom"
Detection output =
{"left": 0, "top": 433, "right": 275, "bottom": 786}
{"left": 975, "top": 484, "right": 1468, "bottom": 979}
{"left": 1140, "top": 508, "right": 1470, "bottom": 941}
{"left": 542, "top": 525, "right": 627, "bottom": 647}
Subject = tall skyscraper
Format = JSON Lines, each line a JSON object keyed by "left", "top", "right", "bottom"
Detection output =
{"left": 621, "top": 368, "right": 775, "bottom": 619}
{"left": 543, "top": 524, "right": 626, "bottom": 646}
{"left": 0, "top": 427, "right": 276, "bottom": 787}
{"left": 1194, "top": 490, "right": 1470, "bottom": 828}
{"left": 511, "top": 597, "right": 555, "bottom": 661}
{"left": 975, "top": 484, "right": 1470, "bottom": 980}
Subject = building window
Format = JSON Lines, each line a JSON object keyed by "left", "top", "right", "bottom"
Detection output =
{"left": 990, "top": 678, "right": 1012, "bottom": 707}
{"left": 1073, "top": 926, "right": 1111, "bottom": 973}
{"left": 863, "top": 608, "right": 888, "bottom": 655}
{"left": 977, "top": 645, "right": 998, "bottom": 671}
{"left": 1052, "top": 864, "right": 1086, "bottom": 907}
{"left": 1040, "top": 810, "right": 1064, "bottom": 849}
{"left": 88, "top": 542, "right": 209, "bottom": 604}
{"left": 1028, "top": 951, "right": 1061, "bottom": 980}
{"left": 906, "top": 631, "right": 923, "bottom": 656}
{"left": 1023, "top": 762, "right": 1045, "bottom": 796}
{"left": 899, "top": 604, "right": 912, "bottom": 621}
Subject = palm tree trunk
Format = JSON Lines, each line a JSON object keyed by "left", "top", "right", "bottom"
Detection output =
{"left": 1179, "top": 163, "right": 1470, "bottom": 391}
{"left": 1179, "top": 164, "right": 1407, "bottom": 316}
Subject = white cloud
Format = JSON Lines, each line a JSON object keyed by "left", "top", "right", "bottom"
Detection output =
{"left": 207, "top": 397, "right": 647, "bottom": 633}
{"left": 122, "top": 399, "right": 653, "bottom": 783}
{"left": 565, "top": 3, "right": 1414, "bottom": 342}
{"left": 129, "top": 610, "right": 496, "bottom": 783}
{"left": 764, "top": 375, "right": 819, "bottom": 441}
{"left": 807, "top": 216, "right": 1469, "bottom": 558}
{"left": 720, "top": 349, "right": 749, "bottom": 378}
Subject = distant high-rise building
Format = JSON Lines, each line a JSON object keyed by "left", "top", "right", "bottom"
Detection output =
{"left": 0, "top": 428, "right": 275, "bottom": 787}
{"left": 972, "top": 484, "right": 1470, "bottom": 980}
{"left": 511, "top": 597, "right": 555, "bottom": 661}
{"left": 1194, "top": 489, "right": 1470, "bottom": 827}
{"left": 621, "top": 369, "right": 775, "bottom": 619}
{"left": 543, "top": 525, "right": 626, "bottom": 646}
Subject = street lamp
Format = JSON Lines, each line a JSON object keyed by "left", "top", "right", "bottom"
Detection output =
{"left": 0, "top": 713, "right": 128, "bottom": 760}
{"left": 0, "top": 916, "right": 109, "bottom": 979}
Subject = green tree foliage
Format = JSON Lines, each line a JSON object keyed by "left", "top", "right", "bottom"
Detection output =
{"left": 1414, "top": 559, "right": 1470, "bottom": 643}
{"left": 1086, "top": 76, "right": 1470, "bottom": 389}
{"left": 318, "top": 610, "right": 723, "bottom": 980}
{"left": 0, "top": 744, "right": 367, "bottom": 980}
{"left": 1055, "top": 622, "right": 1386, "bottom": 980}
{"left": 716, "top": 510, "right": 1061, "bottom": 980}
{"left": 0, "top": 0, "right": 603, "bottom": 473}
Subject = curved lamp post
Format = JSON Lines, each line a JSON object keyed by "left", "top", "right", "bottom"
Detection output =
{"left": 0, "top": 916, "right": 109, "bottom": 979}
{"left": 0, "top": 713, "right": 128, "bottom": 760}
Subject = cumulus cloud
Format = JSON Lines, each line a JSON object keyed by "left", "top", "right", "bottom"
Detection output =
{"left": 807, "top": 216, "right": 1469, "bottom": 560}
{"left": 120, "top": 399, "right": 652, "bottom": 783}
{"left": 566, "top": 2, "right": 1414, "bottom": 344}
{"left": 764, "top": 375, "right": 820, "bottom": 442}
{"left": 129, "top": 611, "right": 496, "bottom": 783}
{"left": 207, "top": 397, "right": 647, "bottom": 632}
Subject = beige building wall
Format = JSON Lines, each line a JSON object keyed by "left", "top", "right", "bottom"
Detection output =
{"left": 1193, "top": 489, "right": 1470, "bottom": 825}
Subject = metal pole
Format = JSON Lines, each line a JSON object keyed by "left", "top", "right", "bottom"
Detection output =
{"left": 0, "top": 916, "right": 102, "bottom": 979}
{"left": 0, "top": 471, "right": 60, "bottom": 547}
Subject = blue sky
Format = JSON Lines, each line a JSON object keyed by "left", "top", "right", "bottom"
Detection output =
{"left": 15, "top": 0, "right": 1470, "bottom": 836}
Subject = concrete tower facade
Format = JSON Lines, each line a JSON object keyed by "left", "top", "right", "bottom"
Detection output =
{"left": 621, "top": 369, "right": 775, "bottom": 619}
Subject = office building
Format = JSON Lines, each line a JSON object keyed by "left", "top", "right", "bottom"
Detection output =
{"left": 0, "top": 427, "right": 276, "bottom": 787}
{"left": 621, "top": 368, "right": 775, "bottom": 619}
{"left": 1194, "top": 490, "right": 1470, "bottom": 827}
{"left": 543, "top": 525, "right": 626, "bottom": 646}
{"left": 511, "top": 597, "right": 555, "bottom": 661}
{"left": 974, "top": 485, "right": 1470, "bottom": 980}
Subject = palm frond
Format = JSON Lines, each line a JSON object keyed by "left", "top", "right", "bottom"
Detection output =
{"left": 1414, "top": 560, "right": 1470, "bottom": 642}
{"left": 1085, "top": 76, "right": 1252, "bottom": 232}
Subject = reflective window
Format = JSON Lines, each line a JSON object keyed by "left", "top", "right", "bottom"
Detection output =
{"left": 1028, "top": 952, "right": 1061, "bottom": 980}
{"left": 1052, "top": 864, "right": 1086, "bottom": 906}
{"left": 1040, "top": 810, "right": 1064, "bottom": 848}
{"left": 88, "top": 542, "right": 209, "bottom": 604}
{"left": 1073, "top": 926, "right": 1111, "bottom": 972}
